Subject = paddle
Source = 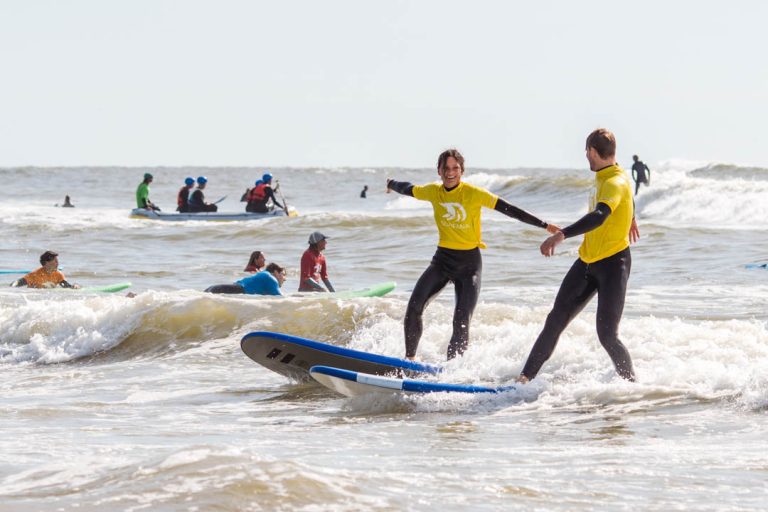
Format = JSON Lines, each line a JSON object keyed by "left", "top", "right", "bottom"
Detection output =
{"left": 275, "top": 180, "right": 290, "bottom": 215}
{"left": 213, "top": 195, "right": 228, "bottom": 205}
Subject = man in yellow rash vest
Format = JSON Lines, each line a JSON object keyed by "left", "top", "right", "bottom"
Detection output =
{"left": 387, "top": 148, "right": 560, "bottom": 360}
{"left": 518, "top": 128, "right": 639, "bottom": 383}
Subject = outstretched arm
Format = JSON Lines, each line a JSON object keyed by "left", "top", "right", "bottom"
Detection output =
{"left": 386, "top": 179, "right": 414, "bottom": 197}
{"left": 494, "top": 199, "right": 559, "bottom": 233}
{"left": 540, "top": 202, "right": 612, "bottom": 257}
{"left": 266, "top": 188, "right": 284, "bottom": 209}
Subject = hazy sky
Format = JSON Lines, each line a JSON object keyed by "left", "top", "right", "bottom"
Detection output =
{"left": 1, "top": 0, "right": 766, "bottom": 168}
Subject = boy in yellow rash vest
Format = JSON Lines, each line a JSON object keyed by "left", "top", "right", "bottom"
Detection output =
{"left": 518, "top": 128, "right": 639, "bottom": 383}
{"left": 387, "top": 149, "right": 560, "bottom": 360}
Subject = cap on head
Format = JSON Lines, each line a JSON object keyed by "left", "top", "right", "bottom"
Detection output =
{"left": 254, "top": 179, "right": 264, "bottom": 186}
{"left": 262, "top": 173, "right": 273, "bottom": 183}
{"left": 184, "top": 177, "right": 195, "bottom": 186}
{"left": 197, "top": 176, "right": 208, "bottom": 185}
{"left": 308, "top": 231, "right": 328, "bottom": 244}
{"left": 144, "top": 173, "right": 154, "bottom": 180}
{"left": 40, "top": 250, "right": 58, "bottom": 265}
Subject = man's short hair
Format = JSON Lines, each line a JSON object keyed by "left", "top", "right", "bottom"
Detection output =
{"left": 586, "top": 129, "right": 616, "bottom": 159}
{"left": 40, "top": 250, "right": 58, "bottom": 265}
{"left": 437, "top": 148, "right": 465, "bottom": 173}
{"left": 265, "top": 263, "right": 285, "bottom": 275}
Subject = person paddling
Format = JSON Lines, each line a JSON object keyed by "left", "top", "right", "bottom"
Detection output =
{"left": 177, "top": 177, "right": 195, "bottom": 212}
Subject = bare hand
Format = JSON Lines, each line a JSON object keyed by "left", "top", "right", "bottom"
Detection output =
{"left": 629, "top": 217, "right": 640, "bottom": 244}
{"left": 540, "top": 231, "right": 565, "bottom": 257}
{"left": 546, "top": 223, "right": 561, "bottom": 235}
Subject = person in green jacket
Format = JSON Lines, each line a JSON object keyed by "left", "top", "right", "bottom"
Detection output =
{"left": 136, "top": 173, "right": 160, "bottom": 211}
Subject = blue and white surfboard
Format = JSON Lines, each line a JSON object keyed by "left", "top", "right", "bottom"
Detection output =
{"left": 309, "top": 365, "right": 515, "bottom": 397}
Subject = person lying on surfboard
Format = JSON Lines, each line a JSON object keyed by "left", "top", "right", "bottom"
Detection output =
{"left": 9, "top": 250, "right": 80, "bottom": 289}
{"left": 205, "top": 263, "right": 286, "bottom": 296}
{"left": 387, "top": 148, "right": 559, "bottom": 360}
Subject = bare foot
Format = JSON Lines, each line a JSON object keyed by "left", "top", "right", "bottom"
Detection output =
{"left": 515, "top": 375, "right": 529, "bottom": 384}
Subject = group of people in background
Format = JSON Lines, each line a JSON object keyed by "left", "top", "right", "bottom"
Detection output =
{"left": 204, "top": 230, "right": 333, "bottom": 297}
{"left": 134, "top": 172, "right": 285, "bottom": 214}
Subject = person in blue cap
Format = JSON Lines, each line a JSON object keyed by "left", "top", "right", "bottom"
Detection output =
{"left": 136, "top": 173, "right": 160, "bottom": 211}
{"left": 176, "top": 177, "right": 195, "bottom": 212}
{"left": 244, "top": 172, "right": 284, "bottom": 213}
{"left": 188, "top": 176, "right": 218, "bottom": 212}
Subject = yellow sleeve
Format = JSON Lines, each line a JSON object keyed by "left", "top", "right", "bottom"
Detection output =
{"left": 412, "top": 183, "right": 436, "bottom": 202}
{"left": 477, "top": 187, "right": 499, "bottom": 209}
{"left": 597, "top": 178, "right": 623, "bottom": 212}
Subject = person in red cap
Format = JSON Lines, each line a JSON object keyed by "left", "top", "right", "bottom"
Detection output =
{"left": 299, "top": 232, "right": 335, "bottom": 292}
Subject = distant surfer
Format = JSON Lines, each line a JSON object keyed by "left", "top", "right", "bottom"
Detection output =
{"left": 9, "top": 251, "right": 80, "bottom": 289}
{"left": 299, "top": 232, "right": 335, "bottom": 292}
{"left": 176, "top": 177, "right": 195, "bottom": 212}
{"left": 631, "top": 154, "right": 651, "bottom": 196}
{"left": 188, "top": 176, "right": 218, "bottom": 212}
{"left": 243, "top": 173, "right": 284, "bottom": 213}
{"left": 62, "top": 195, "right": 74, "bottom": 207}
{"left": 360, "top": 185, "right": 368, "bottom": 198}
{"left": 205, "top": 263, "right": 286, "bottom": 296}
{"left": 387, "top": 149, "right": 560, "bottom": 360}
{"left": 136, "top": 173, "right": 161, "bottom": 211}
{"left": 244, "top": 251, "right": 266, "bottom": 273}
{"left": 518, "top": 129, "right": 639, "bottom": 384}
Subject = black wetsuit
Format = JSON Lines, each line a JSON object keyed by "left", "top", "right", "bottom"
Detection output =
{"left": 520, "top": 203, "right": 635, "bottom": 381}
{"left": 389, "top": 179, "right": 549, "bottom": 360}
{"left": 631, "top": 160, "right": 650, "bottom": 195}
{"left": 205, "top": 284, "right": 244, "bottom": 294}
{"left": 188, "top": 189, "right": 218, "bottom": 212}
{"left": 247, "top": 186, "right": 283, "bottom": 213}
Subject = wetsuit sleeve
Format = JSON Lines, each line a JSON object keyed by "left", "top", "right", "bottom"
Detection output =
{"left": 10, "top": 278, "right": 28, "bottom": 287}
{"left": 561, "top": 203, "right": 612, "bottom": 239}
{"left": 494, "top": 198, "right": 548, "bottom": 229}
{"left": 266, "top": 188, "right": 284, "bottom": 209}
{"left": 59, "top": 280, "right": 75, "bottom": 289}
{"left": 387, "top": 180, "right": 415, "bottom": 197}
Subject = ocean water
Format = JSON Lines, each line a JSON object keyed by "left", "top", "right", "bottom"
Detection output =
{"left": 1, "top": 162, "right": 767, "bottom": 511}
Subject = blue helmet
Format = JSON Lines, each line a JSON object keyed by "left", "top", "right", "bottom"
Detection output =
{"left": 197, "top": 176, "right": 208, "bottom": 185}
{"left": 254, "top": 179, "right": 264, "bottom": 186}
{"left": 184, "top": 177, "right": 195, "bottom": 186}
{"left": 262, "top": 173, "right": 273, "bottom": 183}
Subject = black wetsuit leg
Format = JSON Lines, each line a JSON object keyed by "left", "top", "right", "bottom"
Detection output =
{"left": 205, "top": 284, "right": 245, "bottom": 294}
{"left": 521, "top": 248, "right": 634, "bottom": 381}
{"left": 404, "top": 248, "right": 482, "bottom": 359}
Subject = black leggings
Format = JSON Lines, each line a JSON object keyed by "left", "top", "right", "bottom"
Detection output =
{"left": 521, "top": 248, "right": 635, "bottom": 381}
{"left": 405, "top": 247, "right": 482, "bottom": 359}
{"left": 205, "top": 284, "right": 244, "bottom": 294}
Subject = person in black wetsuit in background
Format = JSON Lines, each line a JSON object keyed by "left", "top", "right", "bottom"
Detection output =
{"left": 176, "top": 177, "right": 195, "bottom": 212}
{"left": 360, "top": 185, "right": 368, "bottom": 198}
{"left": 245, "top": 173, "right": 284, "bottom": 213}
{"left": 387, "top": 148, "right": 560, "bottom": 360}
{"left": 518, "top": 129, "right": 640, "bottom": 384}
{"left": 631, "top": 154, "right": 651, "bottom": 196}
{"left": 188, "top": 176, "right": 218, "bottom": 212}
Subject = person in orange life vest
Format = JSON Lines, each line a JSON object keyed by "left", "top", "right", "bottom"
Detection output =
{"left": 10, "top": 251, "right": 80, "bottom": 289}
{"left": 177, "top": 177, "right": 195, "bottom": 212}
{"left": 245, "top": 173, "right": 283, "bottom": 213}
{"left": 299, "top": 232, "right": 334, "bottom": 292}
{"left": 188, "top": 176, "right": 218, "bottom": 212}
{"left": 244, "top": 251, "right": 266, "bottom": 273}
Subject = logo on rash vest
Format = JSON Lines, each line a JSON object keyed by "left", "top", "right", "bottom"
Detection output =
{"left": 438, "top": 202, "right": 469, "bottom": 229}
{"left": 440, "top": 202, "right": 467, "bottom": 222}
